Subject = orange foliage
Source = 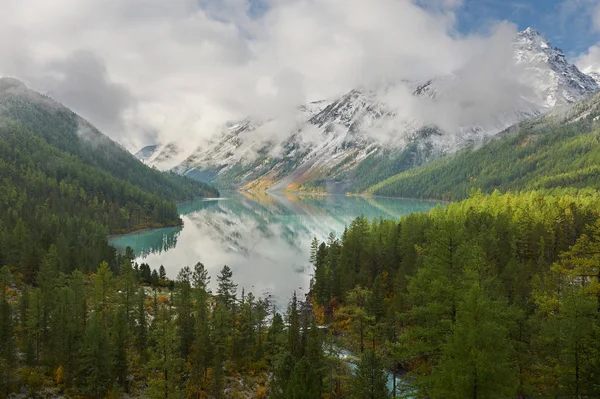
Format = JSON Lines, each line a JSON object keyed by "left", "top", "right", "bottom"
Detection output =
{"left": 257, "top": 385, "right": 267, "bottom": 399}
{"left": 55, "top": 365, "right": 65, "bottom": 385}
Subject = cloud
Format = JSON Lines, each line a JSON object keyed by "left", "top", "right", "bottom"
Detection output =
{"left": 44, "top": 51, "right": 134, "bottom": 138}
{"left": 0, "top": 0, "right": 528, "bottom": 152}
{"left": 576, "top": 44, "right": 600, "bottom": 73}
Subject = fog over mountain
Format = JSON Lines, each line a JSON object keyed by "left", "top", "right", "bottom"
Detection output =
{"left": 0, "top": 1, "right": 570, "bottom": 149}
{"left": 1, "top": 0, "right": 600, "bottom": 168}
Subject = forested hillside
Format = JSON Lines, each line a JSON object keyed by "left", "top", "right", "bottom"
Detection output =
{"left": 0, "top": 255, "right": 368, "bottom": 398}
{"left": 3, "top": 190, "right": 600, "bottom": 398}
{"left": 0, "top": 78, "right": 218, "bottom": 283}
{"left": 0, "top": 78, "right": 217, "bottom": 202}
{"left": 368, "top": 92, "right": 600, "bottom": 200}
{"left": 311, "top": 191, "right": 600, "bottom": 398}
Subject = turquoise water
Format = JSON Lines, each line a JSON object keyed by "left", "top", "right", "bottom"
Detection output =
{"left": 109, "top": 192, "right": 440, "bottom": 305}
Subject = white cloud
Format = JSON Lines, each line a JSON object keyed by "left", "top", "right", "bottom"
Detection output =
{"left": 576, "top": 44, "right": 600, "bottom": 74}
{"left": 0, "top": 0, "right": 523, "bottom": 151}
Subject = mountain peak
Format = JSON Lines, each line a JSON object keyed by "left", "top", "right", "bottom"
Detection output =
{"left": 520, "top": 27, "right": 540, "bottom": 36}
{"left": 515, "top": 27, "right": 551, "bottom": 49}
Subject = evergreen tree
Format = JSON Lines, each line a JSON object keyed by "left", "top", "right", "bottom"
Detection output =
{"left": 94, "top": 261, "right": 113, "bottom": 322}
{"left": 287, "top": 292, "right": 302, "bottom": 359}
{"left": 428, "top": 281, "right": 517, "bottom": 399}
{"left": 286, "top": 357, "right": 321, "bottom": 399}
{"left": 136, "top": 288, "right": 148, "bottom": 364}
{"left": 176, "top": 266, "right": 194, "bottom": 360}
{"left": 0, "top": 267, "right": 14, "bottom": 395}
{"left": 351, "top": 349, "right": 390, "bottom": 399}
{"left": 216, "top": 265, "right": 237, "bottom": 311}
{"left": 78, "top": 314, "right": 112, "bottom": 398}
{"left": 187, "top": 264, "right": 212, "bottom": 398}
{"left": 111, "top": 308, "right": 130, "bottom": 392}
{"left": 270, "top": 352, "right": 296, "bottom": 399}
{"left": 119, "top": 254, "right": 138, "bottom": 330}
{"left": 147, "top": 301, "right": 182, "bottom": 399}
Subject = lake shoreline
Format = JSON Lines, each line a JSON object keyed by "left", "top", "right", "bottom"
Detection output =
{"left": 240, "top": 188, "right": 448, "bottom": 204}
{"left": 108, "top": 196, "right": 224, "bottom": 239}
{"left": 109, "top": 192, "right": 445, "bottom": 242}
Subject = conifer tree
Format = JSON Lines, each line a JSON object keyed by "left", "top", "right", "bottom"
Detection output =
{"left": 147, "top": 301, "right": 182, "bottom": 399}
{"left": 429, "top": 281, "right": 517, "bottom": 399}
{"left": 286, "top": 357, "right": 321, "bottom": 399}
{"left": 136, "top": 287, "right": 148, "bottom": 364}
{"left": 111, "top": 308, "right": 130, "bottom": 392}
{"left": 216, "top": 265, "right": 237, "bottom": 311}
{"left": 176, "top": 266, "right": 194, "bottom": 359}
{"left": 287, "top": 292, "right": 302, "bottom": 359}
{"left": 78, "top": 314, "right": 112, "bottom": 398}
{"left": 0, "top": 267, "right": 14, "bottom": 395}
{"left": 351, "top": 349, "right": 390, "bottom": 399}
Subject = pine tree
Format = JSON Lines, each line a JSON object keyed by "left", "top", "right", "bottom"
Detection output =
{"left": 26, "top": 288, "right": 43, "bottom": 363}
{"left": 337, "top": 286, "right": 373, "bottom": 353}
{"left": 216, "top": 265, "right": 237, "bottom": 311}
{"left": 351, "top": 349, "right": 390, "bottom": 399}
{"left": 287, "top": 292, "right": 302, "bottom": 359}
{"left": 94, "top": 261, "right": 113, "bottom": 322}
{"left": 136, "top": 288, "right": 148, "bottom": 364}
{"left": 0, "top": 268, "right": 14, "bottom": 396}
{"left": 313, "top": 242, "right": 330, "bottom": 305}
{"left": 286, "top": 357, "right": 321, "bottom": 399}
{"left": 111, "top": 308, "right": 130, "bottom": 392}
{"left": 176, "top": 266, "right": 194, "bottom": 360}
{"left": 120, "top": 255, "right": 138, "bottom": 330}
{"left": 78, "top": 314, "right": 112, "bottom": 398}
{"left": 37, "top": 245, "right": 60, "bottom": 358}
{"left": 187, "top": 264, "right": 212, "bottom": 398}
{"left": 270, "top": 352, "right": 296, "bottom": 399}
{"left": 310, "top": 237, "right": 319, "bottom": 266}
{"left": 50, "top": 285, "right": 77, "bottom": 376}
{"left": 429, "top": 282, "right": 517, "bottom": 399}
{"left": 147, "top": 301, "right": 182, "bottom": 399}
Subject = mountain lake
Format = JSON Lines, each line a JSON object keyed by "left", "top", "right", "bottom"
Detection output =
{"left": 109, "top": 192, "right": 441, "bottom": 307}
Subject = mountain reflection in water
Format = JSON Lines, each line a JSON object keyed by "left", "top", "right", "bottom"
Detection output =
{"left": 110, "top": 192, "right": 440, "bottom": 306}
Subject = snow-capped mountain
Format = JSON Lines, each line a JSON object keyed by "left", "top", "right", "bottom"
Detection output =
{"left": 513, "top": 28, "right": 598, "bottom": 107}
{"left": 139, "top": 28, "right": 599, "bottom": 192}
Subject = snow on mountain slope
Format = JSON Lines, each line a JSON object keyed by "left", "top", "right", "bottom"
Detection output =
{"left": 513, "top": 28, "right": 598, "bottom": 107}
{"left": 135, "top": 145, "right": 159, "bottom": 163}
{"left": 586, "top": 71, "right": 600, "bottom": 87}
{"left": 140, "top": 28, "right": 599, "bottom": 192}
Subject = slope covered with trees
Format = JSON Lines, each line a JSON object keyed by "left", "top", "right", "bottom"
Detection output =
{"left": 311, "top": 190, "right": 600, "bottom": 398}
{"left": 0, "top": 255, "right": 376, "bottom": 398}
{"left": 0, "top": 77, "right": 217, "bottom": 202}
{"left": 0, "top": 78, "right": 218, "bottom": 282}
{"left": 368, "top": 92, "right": 600, "bottom": 200}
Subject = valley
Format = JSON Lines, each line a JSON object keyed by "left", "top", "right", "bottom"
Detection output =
{"left": 2, "top": 1, "right": 600, "bottom": 397}
{"left": 138, "top": 29, "right": 600, "bottom": 197}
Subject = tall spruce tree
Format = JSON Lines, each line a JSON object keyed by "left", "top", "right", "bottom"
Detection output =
{"left": 351, "top": 349, "right": 390, "bottom": 399}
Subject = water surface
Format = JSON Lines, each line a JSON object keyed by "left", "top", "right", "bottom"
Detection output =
{"left": 110, "top": 192, "right": 440, "bottom": 305}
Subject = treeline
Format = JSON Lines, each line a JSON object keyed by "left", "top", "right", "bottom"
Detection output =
{"left": 311, "top": 190, "right": 600, "bottom": 398}
{"left": 368, "top": 96, "right": 600, "bottom": 200}
{"left": 0, "top": 249, "right": 392, "bottom": 398}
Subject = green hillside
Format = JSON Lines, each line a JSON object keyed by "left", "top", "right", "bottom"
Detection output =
{"left": 368, "top": 92, "right": 600, "bottom": 200}
{"left": 0, "top": 78, "right": 218, "bottom": 281}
